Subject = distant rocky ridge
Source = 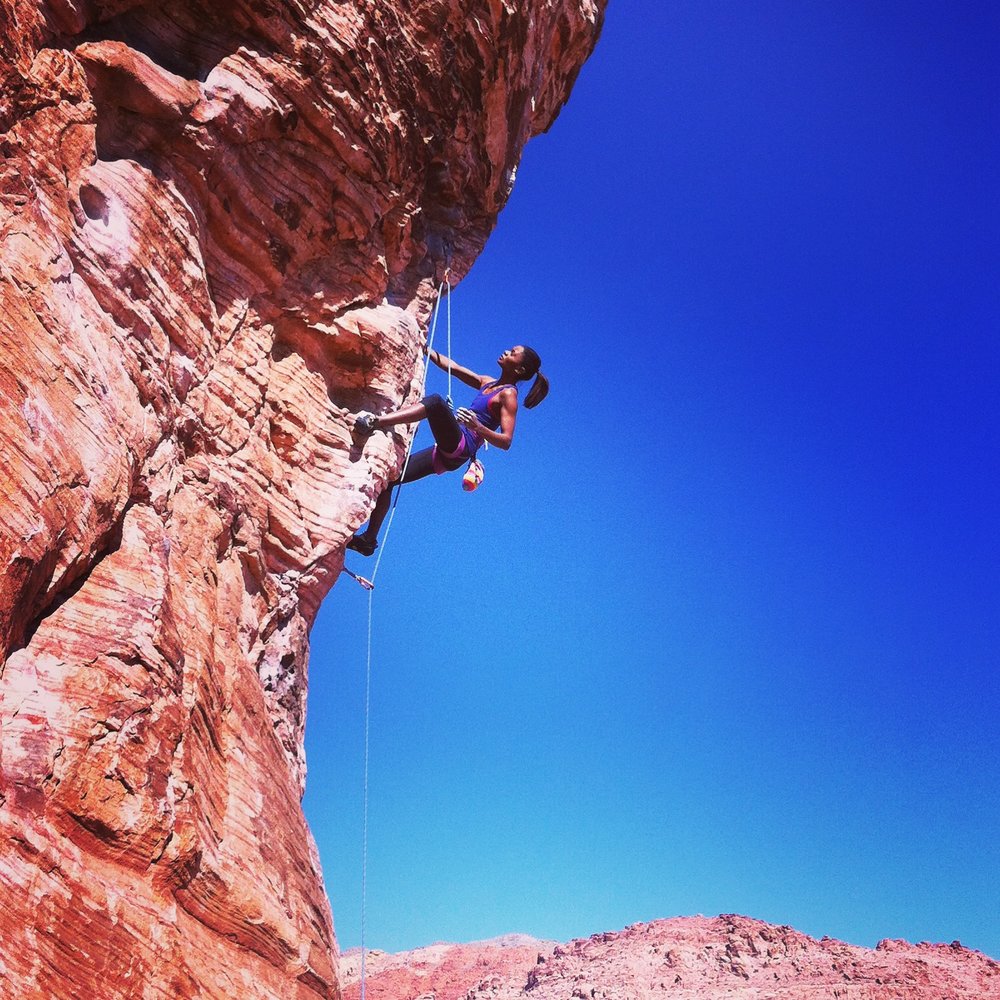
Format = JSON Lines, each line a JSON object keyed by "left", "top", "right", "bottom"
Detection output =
{"left": 339, "top": 916, "right": 1000, "bottom": 1000}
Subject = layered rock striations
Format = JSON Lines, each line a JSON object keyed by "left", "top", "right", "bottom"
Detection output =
{"left": 340, "top": 917, "right": 1000, "bottom": 1000}
{"left": 0, "top": 2, "right": 605, "bottom": 997}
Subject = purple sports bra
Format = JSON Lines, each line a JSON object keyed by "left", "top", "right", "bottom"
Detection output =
{"left": 468, "top": 380, "right": 515, "bottom": 433}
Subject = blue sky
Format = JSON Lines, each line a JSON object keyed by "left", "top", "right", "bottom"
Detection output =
{"left": 303, "top": 1, "right": 999, "bottom": 958}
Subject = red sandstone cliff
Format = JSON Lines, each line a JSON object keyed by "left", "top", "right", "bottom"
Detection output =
{"left": 340, "top": 917, "right": 1000, "bottom": 1000}
{"left": 0, "top": 2, "right": 605, "bottom": 996}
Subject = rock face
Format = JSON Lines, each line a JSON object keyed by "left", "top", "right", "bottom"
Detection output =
{"left": 0, "top": 3, "right": 605, "bottom": 997}
{"left": 340, "top": 917, "right": 1000, "bottom": 1000}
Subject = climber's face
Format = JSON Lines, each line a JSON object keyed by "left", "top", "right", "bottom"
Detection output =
{"left": 498, "top": 346, "right": 526, "bottom": 369}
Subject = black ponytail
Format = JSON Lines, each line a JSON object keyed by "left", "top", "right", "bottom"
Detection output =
{"left": 520, "top": 345, "right": 548, "bottom": 409}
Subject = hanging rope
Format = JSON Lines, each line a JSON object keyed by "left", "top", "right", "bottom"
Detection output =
{"left": 445, "top": 273, "right": 453, "bottom": 407}
{"left": 358, "top": 276, "right": 451, "bottom": 1000}
{"left": 359, "top": 583, "right": 374, "bottom": 1000}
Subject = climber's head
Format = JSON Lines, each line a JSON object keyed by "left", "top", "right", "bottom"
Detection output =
{"left": 498, "top": 345, "right": 548, "bottom": 408}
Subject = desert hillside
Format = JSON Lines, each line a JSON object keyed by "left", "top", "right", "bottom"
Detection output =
{"left": 340, "top": 916, "right": 1000, "bottom": 1000}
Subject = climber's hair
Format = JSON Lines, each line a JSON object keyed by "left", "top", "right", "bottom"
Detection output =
{"left": 519, "top": 345, "right": 549, "bottom": 409}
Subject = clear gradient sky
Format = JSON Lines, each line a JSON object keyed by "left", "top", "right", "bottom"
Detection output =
{"left": 302, "top": 1, "right": 999, "bottom": 958}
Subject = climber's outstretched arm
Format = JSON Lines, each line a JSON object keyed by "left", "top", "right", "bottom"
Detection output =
{"left": 426, "top": 348, "right": 488, "bottom": 389}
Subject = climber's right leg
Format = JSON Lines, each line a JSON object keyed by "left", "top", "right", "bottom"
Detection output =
{"left": 353, "top": 395, "right": 463, "bottom": 454}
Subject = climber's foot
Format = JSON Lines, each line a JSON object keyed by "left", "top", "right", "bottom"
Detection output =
{"left": 347, "top": 532, "right": 378, "bottom": 556}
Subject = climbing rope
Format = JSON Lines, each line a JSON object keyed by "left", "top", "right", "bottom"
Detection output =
{"left": 445, "top": 273, "right": 454, "bottom": 407}
{"left": 359, "top": 582, "right": 374, "bottom": 1000}
{"left": 358, "top": 276, "right": 451, "bottom": 1000}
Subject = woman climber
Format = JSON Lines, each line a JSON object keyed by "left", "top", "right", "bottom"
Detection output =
{"left": 347, "top": 344, "right": 548, "bottom": 555}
